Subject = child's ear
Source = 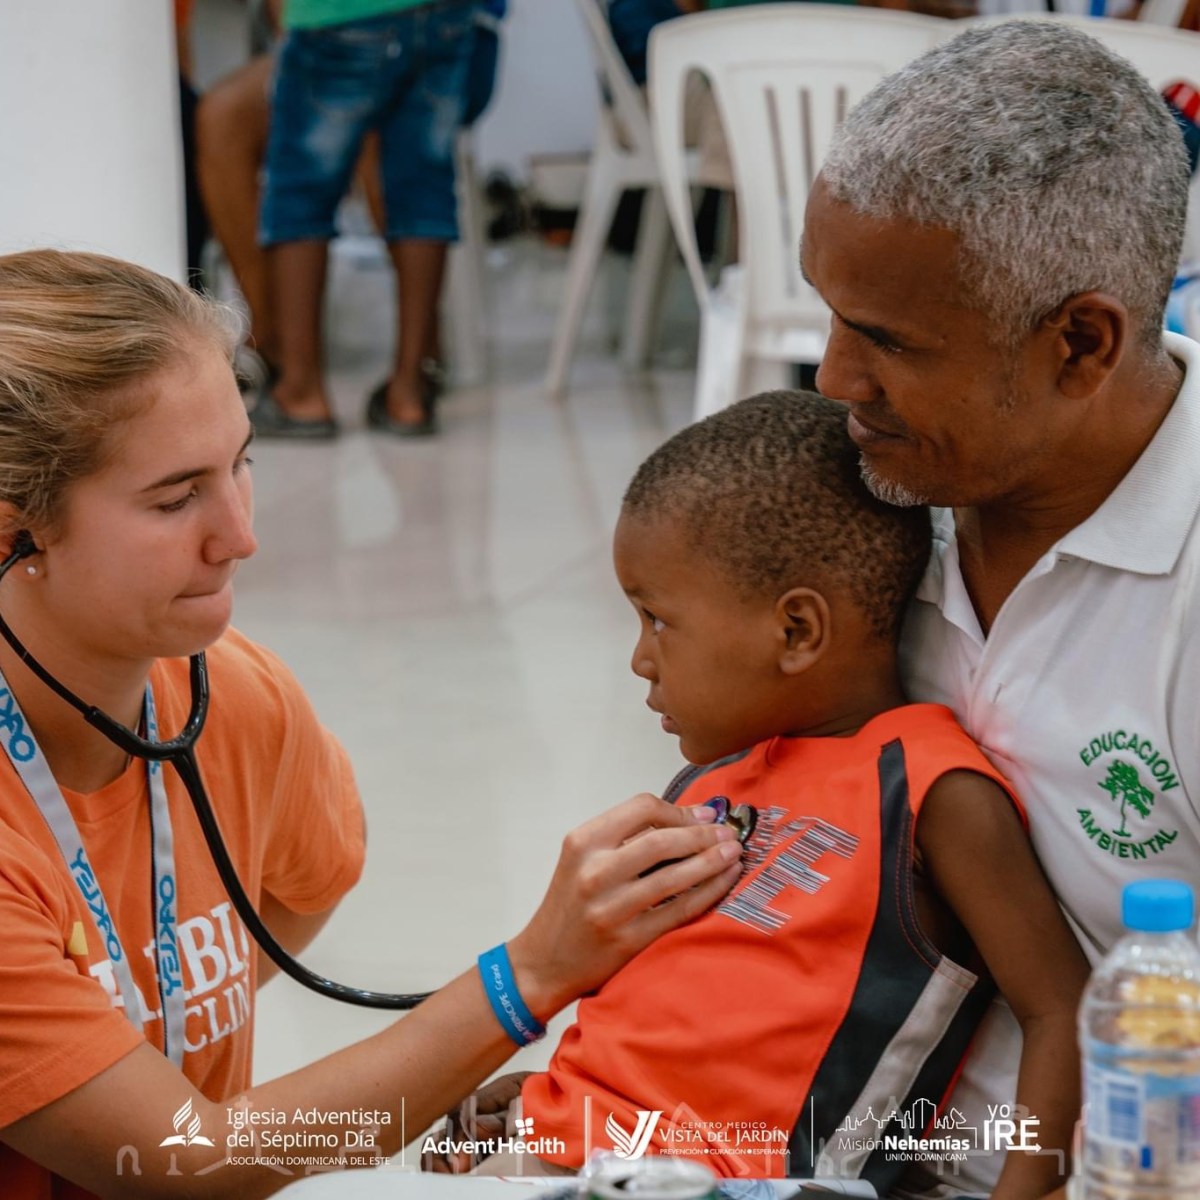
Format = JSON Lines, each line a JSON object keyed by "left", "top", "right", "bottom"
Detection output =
{"left": 775, "top": 587, "right": 829, "bottom": 675}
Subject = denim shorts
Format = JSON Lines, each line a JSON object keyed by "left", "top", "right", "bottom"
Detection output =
{"left": 260, "top": 1, "right": 481, "bottom": 246}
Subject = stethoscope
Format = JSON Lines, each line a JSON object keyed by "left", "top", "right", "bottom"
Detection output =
{"left": 0, "top": 532, "right": 430, "bottom": 1010}
{"left": 0, "top": 532, "right": 758, "bottom": 1014}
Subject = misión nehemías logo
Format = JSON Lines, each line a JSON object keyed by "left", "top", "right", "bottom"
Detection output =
{"left": 606, "top": 1110, "right": 663, "bottom": 1160}
{"left": 159, "top": 1098, "right": 215, "bottom": 1148}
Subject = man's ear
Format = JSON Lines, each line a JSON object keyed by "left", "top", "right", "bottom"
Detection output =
{"left": 775, "top": 587, "right": 829, "bottom": 676}
{"left": 1039, "top": 291, "right": 1127, "bottom": 400}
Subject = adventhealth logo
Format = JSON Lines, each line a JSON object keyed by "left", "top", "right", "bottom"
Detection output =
{"left": 420, "top": 1112, "right": 565, "bottom": 1161}
{"left": 606, "top": 1110, "right": 663, "bottom": 1160}
{"left": 159, "top": 1098, "right": 215, "bottom": 1149}
{"left": 1077, "top": 731, "right": 1180, "bottom": 860}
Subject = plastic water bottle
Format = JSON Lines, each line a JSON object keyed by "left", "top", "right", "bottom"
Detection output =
{"left": 1077, "top": 880, "right": 1200, "bottom": 1199}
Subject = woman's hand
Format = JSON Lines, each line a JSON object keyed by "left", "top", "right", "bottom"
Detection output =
{"left": 506, "top": 793, "right": 743, "bottom": 1018}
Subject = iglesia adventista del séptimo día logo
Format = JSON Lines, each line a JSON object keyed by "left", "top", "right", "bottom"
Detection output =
{"left": 1076, "top": 730, "right": 1179, "bottom": 859}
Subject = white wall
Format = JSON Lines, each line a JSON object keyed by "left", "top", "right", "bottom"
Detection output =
{"left": 0, "top": 1, "right": 185, "bottom": 280}
{"left": 474, "top": 0, "right": 600, "bottom": 180}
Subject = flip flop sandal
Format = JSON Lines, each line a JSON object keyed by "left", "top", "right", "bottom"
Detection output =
{"left": 365, "top": 381, "right": 437, "bottom": 437}
{"left": 249, "top": 390, "right": 338, "bottom": 440}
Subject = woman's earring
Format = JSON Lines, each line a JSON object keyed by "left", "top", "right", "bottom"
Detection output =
{"left": 24, "top": 565, "right": 36, "bottom": 577}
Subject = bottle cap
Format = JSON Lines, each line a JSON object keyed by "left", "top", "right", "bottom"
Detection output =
{"left": 1123, "top": 880, "right": 1195, "bottom": 933}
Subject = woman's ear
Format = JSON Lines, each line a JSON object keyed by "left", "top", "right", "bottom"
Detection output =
{"left": 0, "top": 505, "right": 38, "bottom": 562}
{"left": 775, "top": 587, "right": 829, "bottom": 676}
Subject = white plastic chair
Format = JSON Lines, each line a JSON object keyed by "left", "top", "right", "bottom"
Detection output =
{"left": 649, "top": 5, "right": 945, "bottom": 421}
{"left": 1137, "top": 0, "right": 1188, "bottom": 26}
{"left": 952, "top": 13, "right": 1200, "bottom": 88}
{"left": 545, "top": 0, "right": 697, "bottom": 397}
{"left": 951, "top": 14, "right": 1200, "bottom": 289}
{"left": 446, "top": 129, "right": 488, "bottom": 387}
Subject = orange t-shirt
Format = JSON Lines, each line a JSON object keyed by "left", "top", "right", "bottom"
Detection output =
{"left": 0, "top": 628, "right": 364, "bottom": 1199}
{"left": 523, "top": 704, "right": 1021, "bottom": 1184}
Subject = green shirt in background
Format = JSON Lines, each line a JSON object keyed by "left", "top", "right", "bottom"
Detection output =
{"left": 284, "top": 0, "right": 429, "bottom": 31}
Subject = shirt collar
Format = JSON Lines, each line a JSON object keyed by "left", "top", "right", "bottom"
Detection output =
{"left": 915, "top": 513, "right": 987, "bottom": 643}
{"left": 1056, "top": 332, "right": 1200, "bottom": 575}
{"left": 916, "top": 508, "right": 954, "bottom": 605}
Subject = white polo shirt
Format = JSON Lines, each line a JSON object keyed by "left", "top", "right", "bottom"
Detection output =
{"left": 899, "top": 331, "right": 1200, "bottom": 1194}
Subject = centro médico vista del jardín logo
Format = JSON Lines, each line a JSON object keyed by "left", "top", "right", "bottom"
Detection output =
{"left": 605, "top": 1111, "right": 663, "bottom": 1160}
{"left": 1077, "top": 730, "right": 1180, "bottom": 859}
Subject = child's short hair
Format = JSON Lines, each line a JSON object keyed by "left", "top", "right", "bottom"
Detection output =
{"left": 622, "top": 390, "right": 932, "bottom": 642}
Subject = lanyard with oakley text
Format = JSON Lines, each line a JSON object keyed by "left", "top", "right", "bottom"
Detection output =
{"left": 0, "top": 665, "right": 186, "bottom": 1067}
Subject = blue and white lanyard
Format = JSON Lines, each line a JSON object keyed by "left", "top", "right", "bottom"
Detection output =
{"left": 0, "top": 666, "right": 186, "bottom": 1067}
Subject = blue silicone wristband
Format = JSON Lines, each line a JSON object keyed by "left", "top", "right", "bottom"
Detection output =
{"left": 477, "top": 943, "right": 546, "bottom": 1046}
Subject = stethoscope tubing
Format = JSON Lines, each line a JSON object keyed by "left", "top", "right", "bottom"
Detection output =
{"left": 172, "top": 746, "right": 433, "bottom": 1008}
{"left": 0, "top": 540, "right": 432, "bottom": 1010}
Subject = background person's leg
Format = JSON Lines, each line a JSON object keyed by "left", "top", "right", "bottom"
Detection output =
{"left": 260, "top": 25, "right": 388, "bottom": 430}
{"left": 268, "top": 239, "right": 331, "bottom": 421}
{"left": 385, "top": 238, "right": 447, "bottom": 426}
{"left": 197, "top": 55, "right": 276, "bottom": 362}
{"left": 353, "top": 131, "right": 387, "bottom": 236}
{"left": 373, "top": 2, "right": 478, "bottom": 432}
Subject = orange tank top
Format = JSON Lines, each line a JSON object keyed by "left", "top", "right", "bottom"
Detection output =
{"left": 522, "top": 704, "right": 1022, "bottom": 1185}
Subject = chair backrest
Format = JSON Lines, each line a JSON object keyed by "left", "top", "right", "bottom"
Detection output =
{"left": 1138, "top": 0, "right": 1188, "bottom": 27}
{"left": 951, "top": 13, "right": 1200, "bottom": 91}
{"left": 650, "top": 5, "right": 944, "bottom": 333}
{"left": 575, "top": 0, "right": 655, "bottom": 155}
{"left": 945, "top": 15, "right": 1200, "bottom": 268}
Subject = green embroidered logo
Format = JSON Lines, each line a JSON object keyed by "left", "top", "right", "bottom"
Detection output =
{"left": 1077, "top": 732, "right": 1180, "bottom": 860}
{"left": 1098, "top": 761, "right": 1155, "bottom": 838}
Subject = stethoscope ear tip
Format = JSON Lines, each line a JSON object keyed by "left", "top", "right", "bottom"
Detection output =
{"left": 0, "top": 531, "right": 37, "bottom": 578}
{"left": 3, "top": 530, "right": 37, "bottom": 567}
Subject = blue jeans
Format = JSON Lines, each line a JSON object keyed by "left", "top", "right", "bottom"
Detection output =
{"left": 260, "top": 1, "right": 480, "bottom": 246}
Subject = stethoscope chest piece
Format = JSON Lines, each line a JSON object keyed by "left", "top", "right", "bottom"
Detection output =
{"left": 698, "top": 797, "right": 758, "bottom": 845}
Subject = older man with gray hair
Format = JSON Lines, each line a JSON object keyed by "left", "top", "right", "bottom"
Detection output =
{"left": 801, "top": 18, "right": 1196, "bottom": 1199}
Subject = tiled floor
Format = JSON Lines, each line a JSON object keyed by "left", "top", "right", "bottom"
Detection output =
{"left": 242, "top": 237, "right": 703, "bottom": 1122}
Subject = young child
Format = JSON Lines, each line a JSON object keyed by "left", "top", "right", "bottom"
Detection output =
{"left": 471, "top": 391, "right": 1089, "bottom": 1199}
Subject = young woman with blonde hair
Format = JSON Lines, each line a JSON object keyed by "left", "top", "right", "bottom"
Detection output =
{"left": 0, "top": 249, "right": 743, "bottom": 1198}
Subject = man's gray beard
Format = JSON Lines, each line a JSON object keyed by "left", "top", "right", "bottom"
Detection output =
{"left": 859, "top": 457, "right": 928, "bottom": 508}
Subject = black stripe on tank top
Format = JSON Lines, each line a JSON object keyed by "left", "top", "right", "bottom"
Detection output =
{"left": 866, "top": 974, "right": 997, "bottom": 1178}
{"left": 787, "top": 739, "right": 939, "bottom": 1184}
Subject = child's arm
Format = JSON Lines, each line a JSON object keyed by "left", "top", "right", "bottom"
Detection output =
{"left": 916, "top": 769, "right": 1092, "bottom": 1200}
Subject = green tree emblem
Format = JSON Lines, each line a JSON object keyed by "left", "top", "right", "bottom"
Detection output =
{"left": 1098, "top": 760, "right": 1155, "bottom": 838}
